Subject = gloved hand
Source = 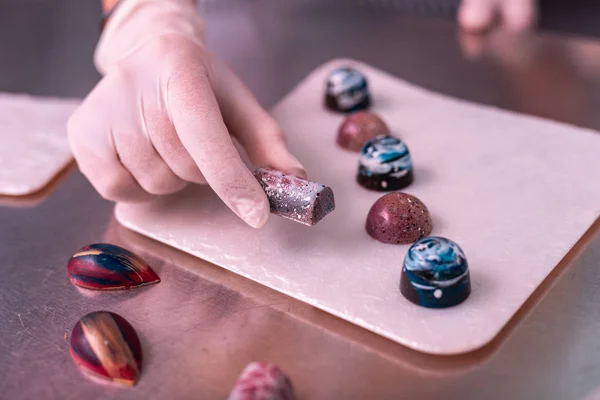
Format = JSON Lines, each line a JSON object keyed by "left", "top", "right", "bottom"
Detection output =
{"left": 459, "top": 0, "right": 538, "bottom": 33}
{"left": 68, "top": 0, "right": 306, "bottom": 228}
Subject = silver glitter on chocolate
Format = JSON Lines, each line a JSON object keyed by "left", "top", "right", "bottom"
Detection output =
{"left": 254, "top": 167, "right": 336, "bottom": 226}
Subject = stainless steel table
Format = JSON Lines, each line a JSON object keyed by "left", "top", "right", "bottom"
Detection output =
{"left": 1, "top": 1, "right": 600, "bottom": 399}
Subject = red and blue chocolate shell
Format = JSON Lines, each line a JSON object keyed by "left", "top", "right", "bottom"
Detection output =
{"left": 69, "top": 311, "right": 142, "bottom": 385}
{"left": 67, "top": 243, "right": 160, "bottom": 290}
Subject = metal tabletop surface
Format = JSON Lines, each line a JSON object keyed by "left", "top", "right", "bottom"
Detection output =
{"left": 1, "top": 1, "right": 600, "bottom": 399}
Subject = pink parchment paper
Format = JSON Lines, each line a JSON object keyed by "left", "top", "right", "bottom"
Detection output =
{"left": 0, "top": 93, "right": 78, "bottom": 196}
{"left": 116, "top": 60, "right": 600, "bottom": 355}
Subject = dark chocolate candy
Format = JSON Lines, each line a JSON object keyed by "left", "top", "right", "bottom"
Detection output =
{"left": 400, "top": 236, "right": 471, "bottom": 308}
{"left": 357, "top": 136, "right": 413, "bottom": 191}
{"left": 324, "top": 67, "right": 370, "bottom": 113}
{"left": 254, "top": 167, "right": 335, "bottom": 226}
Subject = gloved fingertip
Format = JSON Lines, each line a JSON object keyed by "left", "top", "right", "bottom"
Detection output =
{"left": 287, "top": 167, "right": 308, "bottom": 180}
{"left": 243, "top": 205, "right": 271, "bottom": 229}
{"left": 281, "top": 154, "right": 307, "bottom": 179}
{"left": 253, "top": 152, "right": 307, "bottom": 180}
{"left": 230, "top": 192, "right": 271, "bottom": 229}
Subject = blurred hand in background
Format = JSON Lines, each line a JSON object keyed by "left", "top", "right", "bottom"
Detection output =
{"left": 459, "top": 0, "right": 538, "bottom": 33}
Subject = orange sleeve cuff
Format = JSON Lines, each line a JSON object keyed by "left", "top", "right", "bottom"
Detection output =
{"left": 102, "top": 0, "right": 120, "bottom": 13}
{"left": 101, "top": 0, "right": 121, "bottom": 30}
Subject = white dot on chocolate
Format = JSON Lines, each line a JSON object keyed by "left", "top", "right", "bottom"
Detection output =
{"left": 434, "top": 289, "right": 442, "bottom": 299}
{"left": 381, "top": 181, "right": 388, "bottom": 188}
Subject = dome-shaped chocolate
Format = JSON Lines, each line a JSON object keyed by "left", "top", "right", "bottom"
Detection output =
{"left": 366, "top": 192, "right": 432, "bottom": 244}
{"left": 324, "top": 67, "right": 370, "bottom": 113}
{"left": 337, "top": 111, "right": 390, "bottom": 152}
{"left": 400, "top": 236, "right": 471, "bottom": 308}
{"left": 357, "top": 136, "right": 413, "bottom": 191}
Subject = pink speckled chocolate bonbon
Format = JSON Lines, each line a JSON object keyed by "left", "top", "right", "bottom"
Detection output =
{"left": 366, "top": 192, "right": 432, "bottom": 244}
{"left": 254, "top": 167, "right": 335, "bottom": 226}
{"left": 228, "top": 362, "right": 295, "bottom": 400}
{"left": 337, "top": 111, "right": 390, "bottom": 151}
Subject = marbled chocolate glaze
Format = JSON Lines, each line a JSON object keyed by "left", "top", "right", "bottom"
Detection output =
{"left": 400, "top": 237, "right": 471, "bottom": 308}
{"left": 357, "top": 135, "right": 413, "bottom": 191}
{"left": 69, "top": 311, "right": 142, "bottom": 385}
{"left": 325, "top": 67, "right": 370, "bottom": 113}
{"left": 67, "top": 243, "right": 160, "bottom": 290}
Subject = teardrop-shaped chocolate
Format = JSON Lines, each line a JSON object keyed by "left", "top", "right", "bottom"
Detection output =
{"left": 70, "top": 311, "right": 142, "bottom": 386}
{"left": 67, "top": 243, "right": 160, "bottom": 290}
{"left": 228, "top": 362, "right": 295, "bottom": 400}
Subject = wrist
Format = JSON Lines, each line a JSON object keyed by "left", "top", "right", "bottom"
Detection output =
{"left": 100, "top": 0, "right": 123, "bottom": 30}
{"left": 95, "top": 0, "right": 204, "bottom": 75}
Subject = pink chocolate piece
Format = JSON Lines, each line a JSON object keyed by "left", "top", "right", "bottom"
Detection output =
{"left": 228, "top": 362, "right": 295, "bottom": 400}
{"left": 337, "top": 111, "right": 390, "bottom": 152}
{"left": 254, "top": 167, "right": 335, "bottom": 226}
{"left": 366, "top": 192, "right": 432, "bottom": 244}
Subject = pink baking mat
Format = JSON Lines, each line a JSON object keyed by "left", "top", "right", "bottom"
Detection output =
{"left": 116, "top": 59, "right": 600, "bottom": 355}
{"left": 0, "top": 93, "right": 78, "bottom": 196}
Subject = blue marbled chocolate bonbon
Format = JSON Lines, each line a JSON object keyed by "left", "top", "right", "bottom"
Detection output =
{"left": 325, "top": 67, "right": 370, "bottom": 112}
{"left": 357, "top": 135, "right": 413, "bottom": 191}
{"left": 400, "top": 236, "right": 471, "bottom": 308}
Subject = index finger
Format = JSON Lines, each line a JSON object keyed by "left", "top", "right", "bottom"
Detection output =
{"left": 166, "top": 64, "right": 270, "bottom": 228}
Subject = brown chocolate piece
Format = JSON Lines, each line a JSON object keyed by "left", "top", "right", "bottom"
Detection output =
{"left": 337, "top": 111, "right": 390, "bottom": 151}
{"left": 366, "top": 192, "right": 432, "bottom": 244}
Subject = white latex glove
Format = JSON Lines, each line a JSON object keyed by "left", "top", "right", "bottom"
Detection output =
{"left": 68, "top": 0, "right": 306, "bottom": 229}
{"left": 459, "top": 0, "right": 538, "bottom": 33}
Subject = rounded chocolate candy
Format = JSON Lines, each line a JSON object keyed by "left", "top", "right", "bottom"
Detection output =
{"left": 324, "top": 67, "right": 370, "bottom": 113}
{"left": 337, "top": 111, "right": 390, "bottom": 152}
{"left": 228, "top": 362, "right": 295, "bottom": 400}
{"left": 366, "top": 192, "right": 432, "bottom": 244}
{"left": 67, "top": 243, "right": 160, "bottom": 290}
{"left": 70, "top": 311, "right": 142, "bottom": 385}
{"left": 400, "top": 236, "right": 471, "bottom": 308}
{"left": 357, "top": 135, "right": 413, "bottom": 191}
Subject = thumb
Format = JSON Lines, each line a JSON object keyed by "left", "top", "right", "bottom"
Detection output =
{"left": 207, "top": 56, "right": 307, "bottom": 179}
